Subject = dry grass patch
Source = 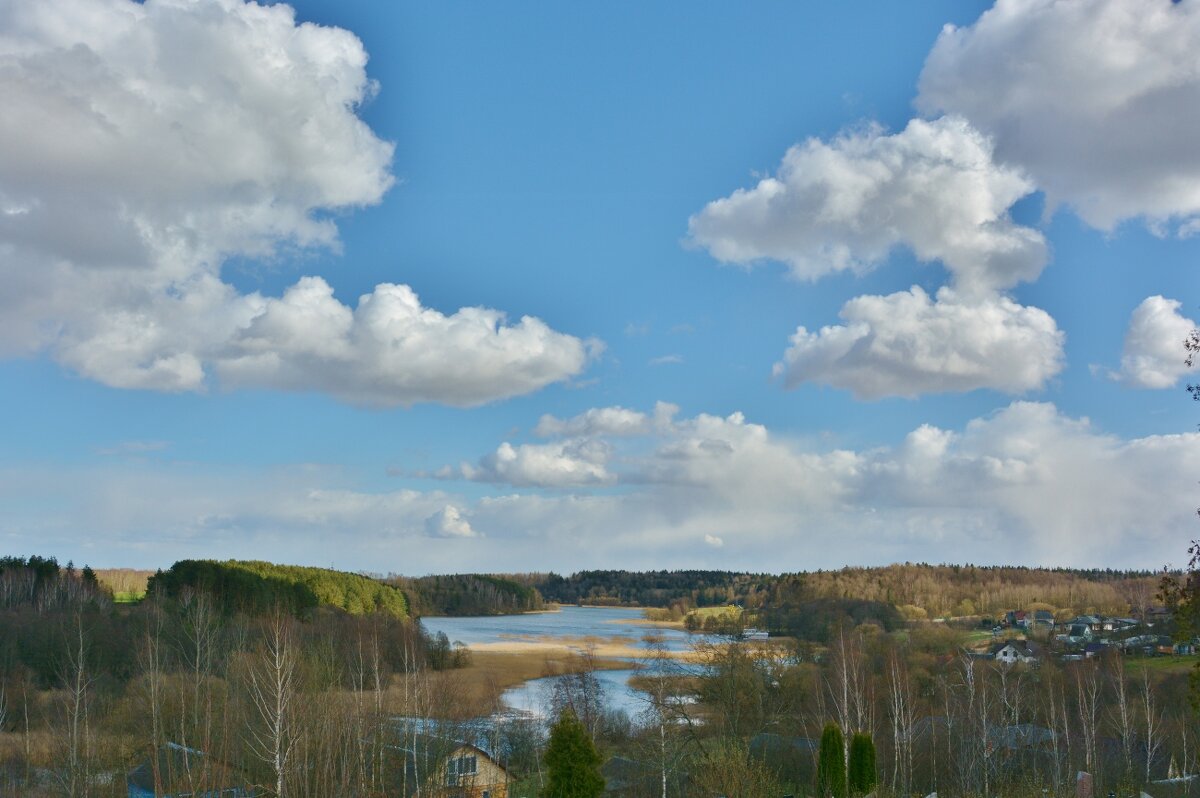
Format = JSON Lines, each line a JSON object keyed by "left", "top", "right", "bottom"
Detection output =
{"left": 384, "top": 648, "right": 630, "bottom": 718}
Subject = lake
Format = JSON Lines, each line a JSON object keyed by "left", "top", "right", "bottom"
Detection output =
{"left": 420, "top": 605, "right": 696, "bottom": 655}
{"left": 420, "top": 606, "right": 702, "bottom": 718}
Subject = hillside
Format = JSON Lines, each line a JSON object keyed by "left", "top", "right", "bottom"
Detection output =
{"left": 522, "top": 569, "right": 768, "bottom": 608}
{"left": 147, "top": 559, "right": 410, "bottom": 618}
{"left": 397, "top": 573, "right": 544, "bottom": 616}
{"left": 509, "top": 564, "right": 1162, "bottom": 622}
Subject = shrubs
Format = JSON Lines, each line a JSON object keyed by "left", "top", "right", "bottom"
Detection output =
{"left": 848, "top": 732, "right": 877, "bottom": 796}
{"left": 817, "top": 722, "right": 846, "bottom": 798}
{"left": 762, "top": 598, "right": 904, "bottom": 643}
{"left": 817, "top": 724, "right": 876, "bottom": 798}
{"left": 541, "top": 708, "right": 604, "bottom": 798}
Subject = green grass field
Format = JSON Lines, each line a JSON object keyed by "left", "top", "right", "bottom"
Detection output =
{"left": 687, "top": 605, "right": 743, "bottom": 621}
{"left": 964, "top": 629, "right": 1004, "bottom": 643}
{"left": 112, "top": 590, "right": 145, "bottom": 603}
{"left": 1127, "top": 654, "right": 1198, "bottom": 674}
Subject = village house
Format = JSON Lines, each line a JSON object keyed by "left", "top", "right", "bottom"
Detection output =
{"left": 988, "top": 639, "right": 1043, "bottom": 666}
{"left": 395, "top": 730, "right": 511, "bottom": 798}
{"left": 1004, "top": 610, "right": 1028, "bottom": 629}
{"left": 1032, "top": 609, "right": 1055, "bottom": 627}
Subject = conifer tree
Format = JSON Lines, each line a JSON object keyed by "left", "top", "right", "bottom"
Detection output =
{"left": 541, "top": 707, "right": 604, "bottom": 798}
{"left": 818, "top": 722, "right": 847, "bottom": 798}
{"left": 848, "top": 731, "right": 877, "bottom": 795}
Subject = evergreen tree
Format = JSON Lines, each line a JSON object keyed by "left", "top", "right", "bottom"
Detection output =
{"left": 541, "top": 707, "right": 604, "bottom": 798}
{"left": 848, "top": 732, "right": 877, "bottom": 795}
{"left": 818, "top": 722, "right": 847, "bottom": 798}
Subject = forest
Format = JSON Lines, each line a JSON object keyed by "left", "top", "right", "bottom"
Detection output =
{"left": 0, "top": 556, "right": 461, "bottom": 797}
{"left": 147, "top": 560, "right": 410, "bottom": 619}
{"left": 0, "top": 554, "right": 1193, "bottom": 798}
{"left": 515, "top": 565, "right": 1163, "bottom": 626}
{"left": 633, "top": 623, "right": 1200, "bottom": 798}
{"left": 92, "top": 562, "right": 1166, "bottom": 628}
{"left": 392, "top": 574, "right": 545, "bottom": 617}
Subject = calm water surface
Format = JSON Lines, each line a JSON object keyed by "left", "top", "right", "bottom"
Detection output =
{"left": 420, "top": 605, "right": 696, "bottom": 655}
{"left": 500, "top": 668, "right": 647, "bottom": 719}
{"left": 419, "top": 606, "right": 701, "bottom": 717}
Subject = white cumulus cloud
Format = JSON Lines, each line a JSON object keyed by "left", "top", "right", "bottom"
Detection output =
{"left": 534, "top": 406, "right": 652, "bottom": 438}
{"left": 1113, "top": 296, "right": 1197, "bottom": 389}
{"left": 426, "top": 401, "right": 1200, "bottom": 568}
{"left": 425, "top": 505, "right": 478, "bottom": 539}
{"left": 0, "top": 0, "right": 589, "bottom": 405}
{"left": 216, "top": 277, "right": 591, "bottom": 407}
{"left": 688, "top": 116, "right": 1046, "bottom": 295}
{"left": 688, "top": 115, "right": 1060, "bottom": 398}
{"left": 460, "top": 439, "right": 615, "bottom": 489}
{"left": 918, "top": 0, "right": 1200, "bottom": 232}
{"left": 5, "top": 403, "right": 1199, "bottom": 570}
{"left": 774, "top": 287, "right": 1064, "bottom": 398}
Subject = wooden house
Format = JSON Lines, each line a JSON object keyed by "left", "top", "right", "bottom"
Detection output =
{"left": 397, "top": 732, "right": 510, "bottom": 798}
{"left": 126, "top": 742, "right": 255, "bottom": 798}
{"left": 988, "top": 639, "right": 1042, "bottom": 666}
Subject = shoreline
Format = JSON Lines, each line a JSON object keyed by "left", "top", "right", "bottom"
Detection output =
{"left": 386, "top": 648, "right": 632, "bottom": 719}
{"left": 605, "top": 616, "right": 686, "bottom": 630}
{"left": 459, "top": 637, "right": 708, "bottom": 663}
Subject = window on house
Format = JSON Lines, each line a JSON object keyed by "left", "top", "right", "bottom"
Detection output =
{"left": 446, "top": 754, "right": 478, "bottom": 785}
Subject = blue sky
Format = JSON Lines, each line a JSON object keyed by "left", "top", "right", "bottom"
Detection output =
{"left": 1, "top": 0, "right": 1198, "bottom": 573}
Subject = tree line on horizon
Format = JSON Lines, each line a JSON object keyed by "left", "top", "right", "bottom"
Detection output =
{"left": 88, "top": 560, "right": 1166, "bottom": 634}
{"left": 503, "top": 564, "right": 1162, "bottom": 625}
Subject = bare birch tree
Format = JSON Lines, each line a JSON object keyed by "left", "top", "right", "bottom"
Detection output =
{"left": 1074, "top": 662, "right": 1101, "bottom": 784}
{"left": 637, "top": 632, "right": 697, "bottom": 798}
{"left": 1141, "top": 667, "right": 1163, "bottom": 785}
{"left": 60, "top": 613, "right": 93, "bottom": 798}
{"left": 886, "top": 650, "right": 916, "bottom": 797}
{"left": 1109, "top": 653, "right": 1133, "bottom": 782}
{"left": 248, "top": 612, "right": 298, "bottom": 797}
{"left": 138, "top": 601, "right": 168, "bottom": 795}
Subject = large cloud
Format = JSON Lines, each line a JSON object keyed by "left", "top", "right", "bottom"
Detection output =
{"left": 918, "top": 0, "right": 1200, "bottom": 232}
{"left": 0, "top": 0, "right": 589, "bottom": 405}
{"left": 1113, "top": 296, "right": 1197, "bottom": 389}
{"left": 216, "top": 277, "right": 591, "bottom": 407}
{"left": 774, "top": 287, "right": 1064, "bottom": 398}
{"left": 688, "top": 115, "right": 1059, "bottom": 398}
{"left": 467, "top": 401, "right": 1200, "bottom": 567}
{"left": 4, "top": 402, "right": 1197, "bottom": 570}
{"left": 688, "top": 116, "right": 1046, "bottom": 295}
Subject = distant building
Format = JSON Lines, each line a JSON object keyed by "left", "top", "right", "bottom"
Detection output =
{"left": 1147, "top": 606, "right": 1172, "bottom": 623}
{"left": 126, "top": 743, "right": 255, "bottom": 798}
{"left": 602, "top": 756, "right": 692, "bottom": 796}
{"left": 392, "top": 720, "right": 511, "bottom": 798}
{"left": 988, "top": 639, "right": 1042, "bottom": 666}
{"left": 748, "top": 733, "right": 818, "bottom": 785}
{"left": 397, "top": 733, "right": 510, "bottom": 798}
{"left": 988, "top": 723, "right": 1056, "bottom": 752}
{"left": 1005, "top": 610, "right": 1028, "bottom": 628}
